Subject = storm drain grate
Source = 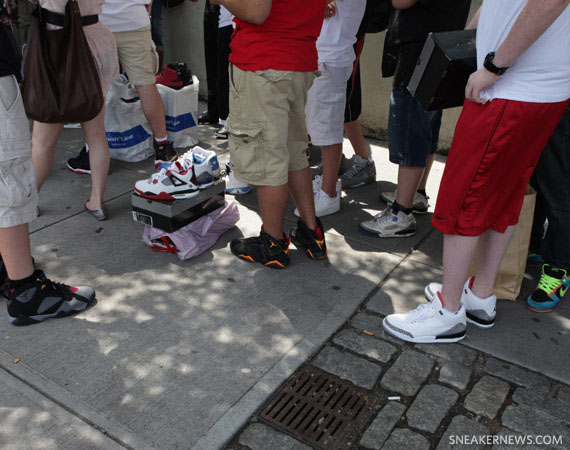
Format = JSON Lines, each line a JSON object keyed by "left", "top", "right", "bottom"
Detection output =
{"left": 259, "top": 365, "right": 377, "bottom": 449}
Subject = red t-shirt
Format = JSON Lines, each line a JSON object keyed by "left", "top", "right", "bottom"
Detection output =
{"left": 229, "top": 0, "right": 326, "bottom": 72}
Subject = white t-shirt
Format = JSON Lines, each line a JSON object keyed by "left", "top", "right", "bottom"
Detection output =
{"left": 316, "top": 0, "right": 366, "bottom": 67}
{"left": 477, "top": 0, "right": 570, "bottom": 103}
{"left": 100, "top": 0, "right": 151, "bottom": 33}
{"left": 218, "top": 6, "right": 233, "bottom": 29}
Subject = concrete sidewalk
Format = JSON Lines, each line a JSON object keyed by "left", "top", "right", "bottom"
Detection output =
{"left": 1, "top": 121, "right": 568, "bottom": 450}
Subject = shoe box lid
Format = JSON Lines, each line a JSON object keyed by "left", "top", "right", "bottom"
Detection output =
{"left": 132, "top": 180, "right": 225, "bottom": 233}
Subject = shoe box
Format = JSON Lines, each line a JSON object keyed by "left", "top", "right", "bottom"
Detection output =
{"left": 132, "top": 180, "right": 225, "bottom": 233}
{"left": 408, "top": 29, "right": 477, "bottom": 111}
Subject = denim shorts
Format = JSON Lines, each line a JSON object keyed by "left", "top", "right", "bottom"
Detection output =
{"left": 388, "top": 88, "right": 443, "bottom": 167}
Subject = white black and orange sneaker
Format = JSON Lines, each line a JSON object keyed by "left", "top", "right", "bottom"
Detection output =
{"left": 230, "top": 231, "right": 291, "bottom": 269}
{"left": 289, "top": 217, "right": 327, "bottom": 260}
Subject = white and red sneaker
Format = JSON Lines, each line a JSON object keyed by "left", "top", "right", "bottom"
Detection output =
{"left": 134, "top": 158, "right": 199, "bottom": 200}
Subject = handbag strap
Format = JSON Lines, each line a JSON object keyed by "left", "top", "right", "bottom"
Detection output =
{"left": 33, "top": 6, "right": 98, "bottom": 27}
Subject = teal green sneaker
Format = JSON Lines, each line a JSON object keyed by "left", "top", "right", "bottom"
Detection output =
{"left": 526, "top": 264, "right": 570, "bottom": 313}
{"left": 527, "top": 252, "right": 543, "bottom": 266}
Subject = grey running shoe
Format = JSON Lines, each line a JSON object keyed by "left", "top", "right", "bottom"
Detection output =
{"left": 7, "top": 270, "right": 95, "bottom": 326}
{"left": 380, "top": 189, "right": 429, "bottom": 214}
{"left": 310, "top": 153, "right": 346, "bottom": 179}
{"left": 359, "top": 208, "right": 416, "bottom": 238}
{"left": 341, "top": 155, "right": 376, "bottom": 189}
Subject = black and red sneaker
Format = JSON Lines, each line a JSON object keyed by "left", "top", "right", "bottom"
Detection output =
{"left": 230, "top": 231, "right": 291, "bottom": 269}
{"left": 153, "top": 140, "right": 178, "bottom": 168}
{"left": 156, "top": 62, "right": 193, "bottom": 90}
{"left": 289, "top": 217, "right": 327, "bottom": 259}
{"left": 66, "top": 146, "right": 91, "bottom": 174}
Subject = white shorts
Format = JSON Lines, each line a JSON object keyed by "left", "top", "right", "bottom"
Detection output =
{"left": 0, "top": 76, "right": 38, "bottom": 228}
{"left": 305, "top": 63, "right": 352, "bottom": 147}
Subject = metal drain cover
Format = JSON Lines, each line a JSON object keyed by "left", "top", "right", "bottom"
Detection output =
{"left": 259, "top": 365, "right": 378, "bottom": 449}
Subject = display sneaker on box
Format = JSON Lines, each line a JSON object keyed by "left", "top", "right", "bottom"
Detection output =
{"left": 383, "top": 292, "right": 467, "bottom": 343}
{"left": 289, "top": 217, "right": 327, "bottom": 260}
{"left": 224, "top": 162, "right": 250, "bottom": 195}
{"left": 153, "top": 141, "right": 178, "bottom": 168}
{"left": 527, "top": 264, "right": 570, "bottom": 313}
{"left": 341, "top": 155, "right": 376, "bottom": 189}
{"left": 156, "top": 62, "right": 193, "bottom": 90}
{"left": 294, "top": 176, "right": 341, "bottom": 218}
{"left": 191, "top": 146, "right": 220, "bottom": 178}
{"left": 134, "top": 157, "right": 199, "bottom": 200}
{"left": 359, "top": 208, "right": 416, "bottom": 238}
{"left": 7, "top": 270, "right": 95, "bottom": 326}
{"left": 380, "top": 189, "right": 429, "bottom": 215}
{"left": 425, "top": 276, "right": 497, "bottom": 328}
{"left": 230, "top": 231, "right": 291, "bottom": 269}
{"left": 66, "top": 146, "right": 91, "bottom": 175}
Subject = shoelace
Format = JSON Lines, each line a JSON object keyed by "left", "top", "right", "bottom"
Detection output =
{"left": 149, "top": 167, "right": 170, "bottom": 183}
{"left": 40, "top": 277, "right": 72, "bottom": 300}
{"left": 373, "top": 208, "right": 397, "bottom": 225}
{"left": 537, "top": 266, "right": 567, "bottom": 293}
{"left": 408, "top": 302, "right": 435, "bottom": 323}
{"left": 344, "top": 161, "right": 366, "bottom": 178}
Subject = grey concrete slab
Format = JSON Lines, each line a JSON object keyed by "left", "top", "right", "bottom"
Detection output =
{"left": 4, "top": 194, "right": 401, "bottom": 450}
{"left": 365, "top": 259, "right": 570, "bottom": 384}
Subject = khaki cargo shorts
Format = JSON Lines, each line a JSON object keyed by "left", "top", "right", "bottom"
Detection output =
{"left": 227, "top": 64, "right": 315, "bottom": 186}
{"left": 0, "top": 76, "right": 38, "bottom": 228}
{"left": 113, "top": 25, "right": 159, "bottom": 86}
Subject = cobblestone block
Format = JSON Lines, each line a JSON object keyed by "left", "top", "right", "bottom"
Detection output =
{"left": 464, "top": 376, "right": 509, "bottom": 419}
{"left": 239, "top": 423, "right": 311, "bottom": 450}
{"left": 406, "top": 384, "right": 458, "bottom": 433}
{"left": 382, "top": 428, "right": 430, "bottom": 450}
{"left": 359, "top": 401, "right": 406, "bottom": 449}
{"left": 484, "top": 357, "right": 549, "bottom": 389}
{"left": 332, "top": 329, "right": 397, "bottom": 364}
{"left": 380, "top": 350, "right": 434, "bottom": 396}
{"left": 436, "top": 415, "right": 489, "bottom": 450}
{"left": 350, "top": 312, "right": 402, "bottom": 344}
{"left": 501, "top": 404, "right": 569, "bottom": 449}
{"left": 439, "top": 362, "right": 472, "bottom": 390}
{"left": 512, "top": 386, "right": 570, "bottom": 424}
{"left": 417, "top": 343, "right": 477, "bottom": 367}
{"left": 492, "top": 429, "right": 542, "bottom": 450}
{"left": 312, "top": 346, "right": 382, "bottom": 389}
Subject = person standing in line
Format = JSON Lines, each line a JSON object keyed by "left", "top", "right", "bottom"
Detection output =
{"left": 383, "top": 0, "right": 570, "bottom": 343}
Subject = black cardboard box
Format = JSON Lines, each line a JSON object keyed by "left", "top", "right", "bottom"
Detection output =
{"left": 408, "top": 30, "right": 477, "bottom": 111}
{"left": 132, "top": 180, "right": 226, "bottom": 233}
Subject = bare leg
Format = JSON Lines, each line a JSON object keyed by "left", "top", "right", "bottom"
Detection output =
{"left": 344, "top": 119, "right": 369, "bottom": 159}
{"left": 31, "top": 122, "right": 64, "bottom": 191}
{"left": 137, "top": 84, "right": 167, "bottom": 138}
{"left": 418, "top": 153, "right": 436, "bottom": 191}
{"left": 81, "top": 107, "right": 109, "bottom": 211}
{"left": 395, "top": 165, "right": 424, "bottom": 209}
{"left": 441, "top": 234, "right": 480, "bottom": 312}
{"left": 289, "top": 167, "right": 317, "bottom": 229}
{"left": 321, "top": 143, "right": 343, "bottom": 197}
{"left": 0, "top": 224, "right": 34, "bottom": 280}
{"left": 257, "top": 184, "right": 289, "bottom": 241}
{"left": 472, "top": 226, "right": 516, "bottom": 298}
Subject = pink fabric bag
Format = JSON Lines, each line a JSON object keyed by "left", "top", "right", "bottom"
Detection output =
{"left": 142, "top": 201, "right": 239, "bottom": 260}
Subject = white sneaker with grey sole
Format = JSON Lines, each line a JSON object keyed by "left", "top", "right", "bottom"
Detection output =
{"left": 424, "top": 277, "right": 496, "bottom": 328}
{"left": 359, "top": 208, "right": 415, "bottom": 238}
{"left": 383, "top": 294, "right": 467, "bottom": 343}
{"left": 380, "top": 189, "right": 429, "bottom": 214}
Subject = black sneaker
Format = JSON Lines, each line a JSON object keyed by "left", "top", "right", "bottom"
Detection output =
{"left": 153, "top": 141, "right": 178, "bottom": 168}
{"left": 66, "top": 146, "right": 91, "bottom": 174}
{"left": 289, "top": 217, "right": 327, "bottom": 259}
{"left": 0, "top": 257, "right": 7, "bottom": 298}
{"left": 198, "top": 110, "right": 219, "bottom": 125}
{"left": 7, "top": 270, "right": 95, "bottom": 326}
{"left": 230, "top": 231, "right": 291, "bottom": 269}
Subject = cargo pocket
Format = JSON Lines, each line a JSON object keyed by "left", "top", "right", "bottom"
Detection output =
{"left": 0, "top": 157, "right": 36, "bottom": 207}
{"left": 316, "top": 90, "right": 345, "bottom": 125}
{"left": 227, "top": 118, "right": 265, "bottom": 182}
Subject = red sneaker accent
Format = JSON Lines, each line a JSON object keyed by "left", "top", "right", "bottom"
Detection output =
{"left": 156, "top": 65, "right": 183, "bottom": 89}
{"left": 437, "top": 291, "right": 445, "bottom": 308}
{"left": 70, "top": 287, "right": 78, "bottom": 293}
{"left": 468, "top": 276, "right": 475, "bottom": 290}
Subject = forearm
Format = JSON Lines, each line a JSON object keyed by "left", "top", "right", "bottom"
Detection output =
{"left": 466, "top": 6, "right": 481, "bottom": 30}
{"left": 215, "top": 0, "right": 272, "bottom": 25}
{"left": 391, "top": 0, "right": 418, "bottom": 10}
{"left": 494, "top": 0, "right": 570, "bottom": 67}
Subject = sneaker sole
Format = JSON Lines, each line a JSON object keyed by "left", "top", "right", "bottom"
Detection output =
{"left": 382, "top": 318, "right": 466, "bottom": 343}
{"left": 134, "top": 187, "right": 199, "bottom": 201}
{"left": 226, "top": 187, "right": 251, "bottom": 195}
{"left": 9, "top": 295, "right": 95, "bottom": 326}
{"left": 290, "top": 237, "right": 327, "bottom": 260}
{"left": 66, "top": 164, "right": 91, "bottom": 175}
{"left": 359, "top": 225, "right": 416, "bottom": 238}
{"left": 424, "top": 284, "right": 496, "bottom": 328}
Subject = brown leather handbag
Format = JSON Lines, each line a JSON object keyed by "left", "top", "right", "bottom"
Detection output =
{"left": 21, "top": 0, "right": 103, "bottom": 123}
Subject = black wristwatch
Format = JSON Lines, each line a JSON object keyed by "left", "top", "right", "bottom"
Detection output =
{"left": 484, "top": 52, "right": 509, "bottom": 76}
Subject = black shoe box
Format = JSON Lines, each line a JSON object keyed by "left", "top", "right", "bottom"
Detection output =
{"left": 408, "top": 30, "right": 477, "bottom": 111}
{"left": 132, "top": 180, "right": 225, "bottom": 233}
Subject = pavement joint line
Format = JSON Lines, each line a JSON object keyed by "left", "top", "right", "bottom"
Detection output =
{"left": 30, "top": 189, "right": 134, "bottom": 235}
{"left": 0, "top": 349, "right": 156, "bottom": 450}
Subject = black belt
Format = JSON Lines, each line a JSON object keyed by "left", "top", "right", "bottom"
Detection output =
{"left": 34, "top": 7, "right": 98, "bottom": 27}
